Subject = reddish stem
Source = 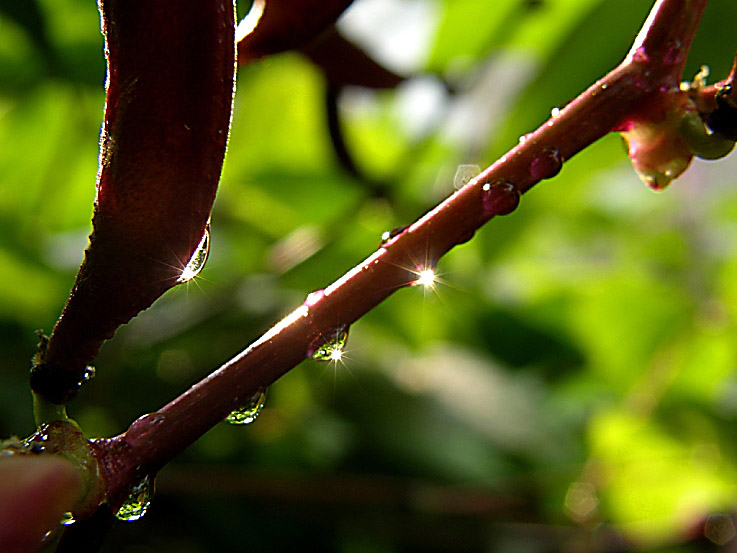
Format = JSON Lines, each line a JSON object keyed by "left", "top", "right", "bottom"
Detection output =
{"left": 91, "top": 0, "right": 710, "bottom": 509}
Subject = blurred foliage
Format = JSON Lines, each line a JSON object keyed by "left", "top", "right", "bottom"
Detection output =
{"left": 1, "top": 0, "right": 737, "bottom": 551}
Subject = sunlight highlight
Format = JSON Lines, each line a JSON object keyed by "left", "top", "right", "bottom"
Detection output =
{"left": 177, "top": 228, "right": 210, "bottom": 283}
{"left": 416, "top": 268, "right": 436, "bottom": 289}
{"left": 310, "top": 325, "right": 349, "bottom": 363}
{"left": 178, "top": 266, "right": 198, "bottom": 283}
{"left": 257, "top": 305, "right": 309, "bottom": 347}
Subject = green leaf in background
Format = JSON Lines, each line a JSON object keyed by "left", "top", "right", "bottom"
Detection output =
{"left": 1, "top": 0, "right": 736, "bottom": 551}
{"left": 590, "top": 409, "right": 736, "bottom": 545}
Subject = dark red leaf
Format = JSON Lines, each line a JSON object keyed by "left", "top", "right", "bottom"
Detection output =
{"left": 237, "top": 0, "right": 354, "bottom": 65}
{"left": 32, "top": 0, "right": 236, "bottom": 404}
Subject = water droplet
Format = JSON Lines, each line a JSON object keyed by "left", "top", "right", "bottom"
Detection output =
{"left": 22, "top": 425, "right": 50, "bottom": 456}
{"left": 10, "top": 433, "right": 44, "bottom": 455}
{"left": 663, "top": 39, "right": 683, "bottom": 66}
{"left": 309, "top": 326, "right": 349, "bottom": 361}
{"left": 550, "top": 107, "right": 561, "bottom": 118}
{"left": 481, "top": 180, "right": 519, "bottom": 216}
{"left": 632, "top": 46, "right": 649, "bottom": 63}
{"left": 529, "top": 147, "right": 563, "bottom": 180}
{"left": 453, "top": 164, "right": 481, "bottom": 189}
{"left": 177, "top": 226, "right": 210, "bottom": 283}
{"left": 82, "top": 365, "right": 95, "bottom": 382}
{"left": 115, "top": 475, "right": 153, "bottom": 522}
{"left": 643, "top": 174, "right": 664, "bottom": 191}
{"left": 60, "top": 513, "right": 75, "bottom": 526}
{"left": 225, "top": 388, "right": 267, "bottom": 425}
{"left": 518, "top": 134, "right": 531, "bottom": 145}
{"left": 126, "top": 412, "right": 166, "bottom": 448}
{"left": 380, "top": 225, "right": 409, "bottom": 246}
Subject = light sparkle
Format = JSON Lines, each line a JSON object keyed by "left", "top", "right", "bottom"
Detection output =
{"left": 416, "top": 268, "right": 436, "bottom": 288}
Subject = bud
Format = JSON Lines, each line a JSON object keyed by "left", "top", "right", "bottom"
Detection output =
{"left": 618, "top": 91, "right": 694, "bottom": 191}
{"left": 679, "top": 111, "right": 735, "bottom": 160}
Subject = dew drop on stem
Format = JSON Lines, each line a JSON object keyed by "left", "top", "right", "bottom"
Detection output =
{"left": 225, "top": 388, "right": 267, "bottom": 425}
{"left": 380, "top": 225, "right": 409, "bottom": 247}
{"left": 115, "top": 474, "right": 154, "bottom": 522}
{"left": 453, "top": 164, "right": 481, "bottom": 189}
{"left": 126, "top": 412, "right": 166, "bottom": 449}
{"left": 309, "top": 326, "right": 349, "bottom": 362}
{"left": 481, "top": 180, "right": 520, "bottom": 216}
{"left": 61, "top": 512, "right": 75, "bottom": 526}
{"left": 15, "top": 431, "right": 46, "bottom": 455}
{"left": 177, "top": 226, "right": 210, "bottom": 283}
{"left": 529, "top": 147, "right": 563, "bottom": 180}
{"left": 82, "top": 365, "right": 95, "bottom": 382}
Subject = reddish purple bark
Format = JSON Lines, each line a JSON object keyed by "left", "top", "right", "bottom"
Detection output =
{"left": 89, "top": 0, "right": 712, "bottom": 511}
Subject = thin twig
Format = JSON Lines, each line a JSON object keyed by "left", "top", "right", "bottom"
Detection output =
{"left": 89, "top": 0, "right": 710, "bottom": 515}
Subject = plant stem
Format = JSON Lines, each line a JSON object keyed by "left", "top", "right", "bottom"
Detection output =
{"left": 32, "top": 392, "right": 78, "bottom": 429}
{"left": 90, "top": 0, "right": 710, "bottom": 511}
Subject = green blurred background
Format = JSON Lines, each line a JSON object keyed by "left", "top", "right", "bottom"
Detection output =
{"left": 2, "top": 0, "right": 737, "bottom": 551}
